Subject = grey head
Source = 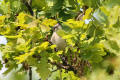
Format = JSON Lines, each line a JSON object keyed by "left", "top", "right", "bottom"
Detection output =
{"left": 53, "top": 23, "right": 62, "bottom": 32}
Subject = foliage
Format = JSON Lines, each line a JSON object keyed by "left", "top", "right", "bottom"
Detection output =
{"left": 0, "top": 0, "right": 120, "bottom": 80}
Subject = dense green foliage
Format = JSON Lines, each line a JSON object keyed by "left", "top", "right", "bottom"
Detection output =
{"left": 0, "top": 0, "right": 120, "bottom": 80}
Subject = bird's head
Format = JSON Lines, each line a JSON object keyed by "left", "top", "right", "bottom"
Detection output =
{"left": 53, "top": 23, "right": 62, "bottom": 32}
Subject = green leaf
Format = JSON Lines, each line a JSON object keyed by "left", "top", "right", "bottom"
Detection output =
{"left": 3, "top": 61, "right": 17, "bottom": 75}
{"left": 32, "top": 0, "right": 47, "bottom": 9}
{"left": 81, "top": 43, "right": 106, "bottom": 63}
{"left": 0, "top": 1, "right": 10, "bottom": 14}
{"left": 103, "top": 28, "right": 120, "bottom": 55}
{"left": 36, "top": 57, "right": 51, "bottom": 80}
{"left": 103, "top": 40, "right": 120, "bottom": 55}
{"left": 82, "top": 0, "right": 100, "bottom": 9}
{"left": 0, "top": 61, "right": 3, "bottom": 70}
{"left": 45, "top": 0, "right": 65, "bottom": 17}
{"left": 11, "top": 0, "right": 21, "bottom": 10}
{"left": 56, "top": 29, "right": 67, "bottom": 37}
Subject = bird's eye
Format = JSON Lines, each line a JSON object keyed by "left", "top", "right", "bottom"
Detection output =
{"left": 52, "top": 26, "right": 57, "bottom": 31}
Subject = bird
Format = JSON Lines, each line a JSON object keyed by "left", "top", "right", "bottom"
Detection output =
{"left": 50, "top": 6, "right": 89, "bottom": 50}
{"left": 50, "top": 23, "right": 66, "bottom": 50}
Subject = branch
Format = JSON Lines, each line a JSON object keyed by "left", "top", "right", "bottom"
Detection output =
{"left": 48, "top": 60, "right": 77, "bottom": 74}
{"left": 28, "top": 0, "right": 32, "bottom": 5}
{"left": 22, "top": 0, "right": 34, "bottom": 16}
{"left": 48, "top": 60, "right": 69, "bottom": 69}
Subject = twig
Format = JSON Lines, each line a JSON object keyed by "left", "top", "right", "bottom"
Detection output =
{"left": 29, "top": 67, "right": 32, "bottom": 80}
{"left": 51, "top": 69, "right": 59, "bottom": 72}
